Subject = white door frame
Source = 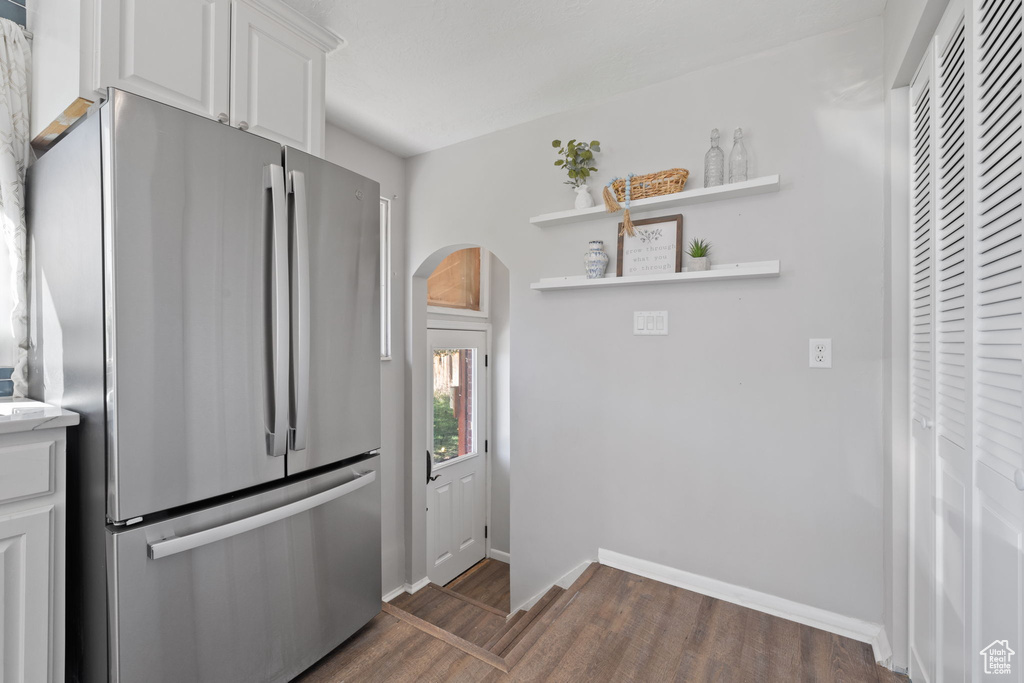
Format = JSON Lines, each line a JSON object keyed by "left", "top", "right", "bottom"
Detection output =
{"left": 427, "top": 318, "right": 493, "bottom": 564}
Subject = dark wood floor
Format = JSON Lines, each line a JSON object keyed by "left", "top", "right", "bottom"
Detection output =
{"left": 295, "top": 563, "right": 905, "bottom": 682}
{"left": 444, "top": 559, "right": 511, "bottom": 613}
{"left": 389, "top": 583, "right": 507, "bottom": 648}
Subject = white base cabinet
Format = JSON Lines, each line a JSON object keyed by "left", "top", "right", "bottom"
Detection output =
{"left": 0, "top": 425, "right": 75, "bottom": 683}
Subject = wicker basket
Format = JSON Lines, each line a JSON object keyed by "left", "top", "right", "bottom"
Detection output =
{"left": 610, "top": 168, "right": 689, "bottom": 202}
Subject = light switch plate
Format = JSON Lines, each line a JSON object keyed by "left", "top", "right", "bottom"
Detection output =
{"left": 634, "top": 311, "right": 668, "bottom": 336}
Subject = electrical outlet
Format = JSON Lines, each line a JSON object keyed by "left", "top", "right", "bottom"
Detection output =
{"left": 809, "top": 338, "right": 832, "bottom": 368}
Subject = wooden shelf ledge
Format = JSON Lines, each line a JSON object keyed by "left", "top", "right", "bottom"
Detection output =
{"left": 529, "top": 175, "right": 781, "bottom": 228}
{"left": 530, "top": 260, "right": 781, "bottom": 291}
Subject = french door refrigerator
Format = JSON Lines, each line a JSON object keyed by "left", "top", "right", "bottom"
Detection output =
{"left": 27, "top": 89, "right": 382, "bottom": 683}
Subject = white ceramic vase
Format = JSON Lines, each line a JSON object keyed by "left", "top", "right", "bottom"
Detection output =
{"left": 574, "top": 184, "right": 595, "bottom": 209}
{"left": 689, "top": 257, "right": 709, "bottom": 272}
{"left": 584, "top": 240, "right": 609, "bottom": 279}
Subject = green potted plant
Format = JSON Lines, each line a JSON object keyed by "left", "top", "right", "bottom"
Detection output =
{"left": 552, "top": 139, "right": 600, "bottom": 209}
{"left": 687, "top": 238, "right": 712, "bottom": 271}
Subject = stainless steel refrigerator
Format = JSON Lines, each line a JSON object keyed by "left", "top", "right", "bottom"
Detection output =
{"left": 27, "top": 89, "right": 382, "bottom": 683}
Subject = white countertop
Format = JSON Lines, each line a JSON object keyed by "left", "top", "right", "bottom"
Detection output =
{"left": 0, "top": 398, "right": 80, "bottom": 435}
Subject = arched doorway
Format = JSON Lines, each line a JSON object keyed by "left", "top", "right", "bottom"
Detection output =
{"left": 408, "top": 245, "right": 512, "bottom": 610}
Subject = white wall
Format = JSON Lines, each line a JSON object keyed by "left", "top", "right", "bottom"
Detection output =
{"left": 406, "top": 19, "right": 888, "bottom": 623}
{"left": 324, "top": 124, "right": 408, "bottom": 596}
{"left": 883, "top": 0, "right": 949, "bottom": 88}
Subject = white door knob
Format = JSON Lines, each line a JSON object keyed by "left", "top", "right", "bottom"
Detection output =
{"left": 919, "top": 417, "right": 934, "bottom": 429}
{"left": 1015, "top": 469, "right": 1024, "bottom": 492}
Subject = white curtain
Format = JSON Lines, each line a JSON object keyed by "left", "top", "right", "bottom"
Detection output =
{"left": 0, "top": 20, "right": 30, "bottom": 396}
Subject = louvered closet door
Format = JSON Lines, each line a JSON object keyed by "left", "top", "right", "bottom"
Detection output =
{"left": 934, "top": 12, "right": 972, "bottom": 683}
{"left": 973, "top": 0, "right": 1024, "bottom": 675}
{"left": 910, "top": 49, "right": 938, "bottom": 683}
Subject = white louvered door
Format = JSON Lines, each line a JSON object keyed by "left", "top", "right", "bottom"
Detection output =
{"left": 934, "top": 12, "right": 972, "bottom": 682}
{"left": 910, "top": 44, "right": 938, "bottom": 683}
{"left": 972, "top": 0, "right": 1024, "bottom": 678}
{"left": 909, "top": 0, "right": 1023, "bottom": 679}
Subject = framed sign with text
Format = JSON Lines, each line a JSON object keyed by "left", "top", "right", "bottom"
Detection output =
{"left": 616, "top": 215, "right": 683, "bottom": 277}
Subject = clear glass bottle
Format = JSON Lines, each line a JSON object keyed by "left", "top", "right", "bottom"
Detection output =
{"left": 703, "top": 129, "right": 724, "bottom": 188}
{"left": 729, "top": 128, "right": 748, "bottom": 183}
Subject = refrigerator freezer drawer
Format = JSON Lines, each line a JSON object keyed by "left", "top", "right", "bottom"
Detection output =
{"left": 108, "top": 456, "right": 381, "bottom": 683}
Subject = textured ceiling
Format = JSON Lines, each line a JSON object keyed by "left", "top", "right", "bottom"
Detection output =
{"left": 282, "top": 0, "right": 887, "bottom": 158}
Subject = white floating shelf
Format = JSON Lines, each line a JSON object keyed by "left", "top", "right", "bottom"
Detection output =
{"left": 529, "top": 174, "right": 781, "bottom": 228}
{"left": 530, "top": 260, "right": 781, "bottom": 291}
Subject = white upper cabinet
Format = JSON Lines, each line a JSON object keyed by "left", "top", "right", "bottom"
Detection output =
{"left": 97, "top": 0, "right": 231, "bottom": 122}
{"left": 31, "top": 0, "right": 341, "bottom": 156}
{"left": 231, "top": 0, "right": 325, "bottom": 154}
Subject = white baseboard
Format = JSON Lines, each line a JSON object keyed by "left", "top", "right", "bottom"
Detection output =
{"left": 382, "top": 576, "right": 430, "bottom": 603}
{"left": 511, "top": 559, "right": 594, "bottom": 615}
{"left": 488, "top": 548, "right": 511, "bottom": 563}
{"left": 598, "top": 548, "right": 892, "bottom": 664}
{"left": 554, "top": 559, "right": 593, "bottom": 590}
{"left": 381, "top": 585, "right": 405, "bottom": 602}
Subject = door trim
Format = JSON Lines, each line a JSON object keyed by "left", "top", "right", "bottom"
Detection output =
{"left": 427, "top": 319, "right": 491, "bottom": 332}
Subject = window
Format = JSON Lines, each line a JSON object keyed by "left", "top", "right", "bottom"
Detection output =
{"left": 432, "top": 347, "right": 477, "bottom": 462}
{"left": 427, "top": 247, "right": 489, "bottom": 317}
{"left": 380, "top": 197, "right": 392, "bottom": 359}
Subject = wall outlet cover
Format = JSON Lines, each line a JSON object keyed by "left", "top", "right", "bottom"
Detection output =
{"left": 809, "top": 338, "right": 832, "bottom": 368}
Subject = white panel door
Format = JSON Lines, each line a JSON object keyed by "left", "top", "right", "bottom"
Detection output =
{"left": 973, "top": 0, "right": 1023, "bottom": 679}
{"left": 935, "top": 11, "right": 972, "bottom": 682}
{"left": 0, "top": 507, "right": 53, "bottom": 683}
{"left": 97, "top": 0, "right": 231, "bottom": 120}
{"left": 426, "top": 328, "right": 488, "bottom": 586}
{"left": 231, "top": 0, "right": 325, "bottom": 155}
{"left": 910, "top": 51, "right": 939, "bottom": 683}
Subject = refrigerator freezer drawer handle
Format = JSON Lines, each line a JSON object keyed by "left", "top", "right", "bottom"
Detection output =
{"left": 147, "top": 470, "right": 376, "bottom": 560}
{"left": 288, "top": 170, "right": 311, "bottom": 452}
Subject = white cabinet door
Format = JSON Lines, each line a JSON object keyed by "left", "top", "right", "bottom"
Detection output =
{"left": 231, "top": 0, "right": 325, "bottom": 154}
{"left": 97, "top": 0, "right": 231, "bottom": 121}
{"left": 0, "top": 506, "right": 53, "bottom": 683}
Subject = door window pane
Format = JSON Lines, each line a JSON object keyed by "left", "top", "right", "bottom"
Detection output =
{"left": 433, "top": 348, "right": 476, "bottom": 463}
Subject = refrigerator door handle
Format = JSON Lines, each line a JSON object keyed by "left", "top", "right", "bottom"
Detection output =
{"left": 147, "top": 470, "right": 377, "bottom": 560}
{"left": 266, "top": 164, "right": 290, "bottom": 457}
{"left": 288, "top": 170, "right": 311, "bottom": 452}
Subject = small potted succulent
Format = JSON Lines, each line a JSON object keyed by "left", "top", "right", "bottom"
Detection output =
{"left": 552, "top": 139, "right": 600, "bottom": 209}
{"left": 687, "top": 238, "right": 712, "bottom": 271}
